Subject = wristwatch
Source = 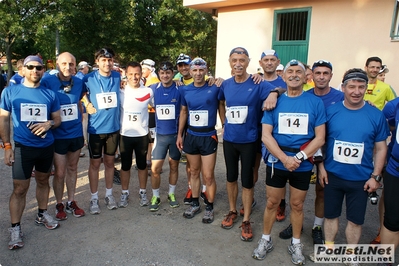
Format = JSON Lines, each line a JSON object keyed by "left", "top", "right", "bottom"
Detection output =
{"left": 295, "top": 152, "right": 305, "bottom": 162}
{"left": 371, "top": 174, "right": 382, "bottom": 182}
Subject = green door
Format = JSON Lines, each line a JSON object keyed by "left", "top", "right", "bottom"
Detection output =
{"left": 272, "top": 7, "right": 312, "bottom": 65}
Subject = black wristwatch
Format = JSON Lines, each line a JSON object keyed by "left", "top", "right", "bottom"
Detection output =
{"left": 270, "top": 90, "right": 280, "bottom": 97}
{"left": 371, "top": 174, "right": 382, "bottom": 182}
{"left": 295, "top": 152, "right": 304, "bottom": 162}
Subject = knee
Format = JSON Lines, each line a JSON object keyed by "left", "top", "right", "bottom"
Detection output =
{"left": 266, "top": 197, "right": 280, "bottom": 210}
{"left": 290, "top": 200, "right": 304, "bottom": 212}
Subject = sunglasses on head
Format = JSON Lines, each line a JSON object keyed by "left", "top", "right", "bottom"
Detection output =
{"left": 25, "top": 65, "right": 44, "bottom": 71}
{"left": 160, "top": 64, "right": 173, "bottom": 71}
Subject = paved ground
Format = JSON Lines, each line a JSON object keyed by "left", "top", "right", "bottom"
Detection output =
{"left": 0, "top": 141, "right": 397, "bottom": 266}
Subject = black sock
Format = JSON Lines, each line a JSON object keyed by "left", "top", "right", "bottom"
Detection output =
{"left": 280, "top": 199, "right": 286, "bottom": 207}
{"left": 38, "top": 209, "right": 47, "bottom": 216}
{"left": 192, "top": 197, "right": 199, "bottom": 206}
{"left": 11, "top": 222, "right": 21, "bottom": 227}
{"left": 206, "top": 202, "right": 213, "bottom": 210}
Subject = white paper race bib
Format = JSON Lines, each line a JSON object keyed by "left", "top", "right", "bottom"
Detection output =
{"left": 60, "top": 104, "right": 78, "bottom": 122}
{"left": 149, "top": 128, "right": 156, "bottom": 138}
{"left": 156, "top": 105, "right": 175, "bottom": 120}
{"left": 20, "top": 103, "right": 47, "bottom": 122}
{"left": 96, "top": 92, "right": 117, "bottom": 109}
{"left": 226, "top": 106, "right": 248, "bottom": 124}
{"left": 278, "top": 113, "right": 309, "bottom": 135}
{"left": 123, "top": 110, "right": 142, "bottom": 123}
{"left": 333, "top": 140, "right": 364, "bottom": 164}
{"left": 189, "top": 110, "right": 208, "bottom": 127}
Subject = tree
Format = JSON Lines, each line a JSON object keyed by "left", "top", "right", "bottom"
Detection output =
{"left": 0, "top": 0, "right": 57, "bottom": 79}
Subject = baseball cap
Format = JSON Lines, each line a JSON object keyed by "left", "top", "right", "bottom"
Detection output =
{"left": 141, "top": 59, "right": 155, "bottom": 70}
{"left": 276, "top": 64, "right": 284, "bottom": 71}
{"left": 379, "top": 65, "right": 389, "bottom": 74}
{"left": 284, "top": 59, "right": 305, "bottom": 72}
{"left": 260, "top": 49, "right": 278, "bottom": 59}
{"left": 229, "top": 47, "right": 249, "bottom": 57}
{"left": 312, "top": 60, "right": 333, "bottom": 71}
{"left": 190, "top": 57, "right": 207, "bottom": 69}
{"left": 176, "top": 53, "right": 191, "bottom": 65}
{"left": 78, "top": 61, "right": 91, "bottom": 70}
{"left": 23, "top": 55, "right": 43, "bottom": 66}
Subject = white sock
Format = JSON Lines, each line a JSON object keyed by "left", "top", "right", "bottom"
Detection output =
{"left": 202, "top": 185, "right": 206, "bottom": 192}
{"left": 169, "top": 184, "right": 176, "bottom": 195}
{"left": 313, "top": 216, "right": 324, "bottom": 228}
{"left": 292, "top": 237, "right": 300, "bottom": 244}
{"left": 262, "top": 234, "right": 271, "bottom": 241}
{"left": 188, "top": 184, "right": 191, "bottom": 189}
{"left": 122, "top": 189, "right": 129, "bottom": 195}
{"left": 91, "top": 192, "right": 99, "bottom": 200}
{"left": 152, "top": 189, "right": 160, "bottom": 198}
{"left": 105, "top": 188, "right": 113, "bottom": 197}
{"left": 139, "top": 189, "right": 146, "bottom": 194}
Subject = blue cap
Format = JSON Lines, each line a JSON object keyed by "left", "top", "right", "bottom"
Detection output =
{"left": 23, "top": 55, "right": 43, "bottom": 66}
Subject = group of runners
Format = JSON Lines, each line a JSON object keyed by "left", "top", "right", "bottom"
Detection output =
{"left": 0, "top": 46, "right": 398, "bottom": 266}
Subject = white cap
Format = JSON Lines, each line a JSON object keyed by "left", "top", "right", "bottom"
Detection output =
{"left": 78, "top": 61, "right": 91, "bottom": 70}
{"left": 276, "top": 64, "right": 284, "bottom": 71}
{"left": 141, "top": 59, "right": 156, "bottom": 71}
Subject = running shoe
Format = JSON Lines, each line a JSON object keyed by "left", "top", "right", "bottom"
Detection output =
{"left": 200, "top": 191, "right": 209, "bottom": 205}
{"left": 239, "top": 198, "right": 257, "bottom": 216}
{"left": 279, "top": 224, "right": 303, "bottom": 239}
{"left": 370, "top": 232, "right": 381, "bottom": 244}
{"left": 8, "top": 226, "right": 24, "bottom": 250}
{"left": 139, "top": 191, "right": 149, "bottom": 206}
{"left": 104, "top": 195, "right": 118, "bottom": 210}
{"left": 66, "top": 201, "right": 85, "bottom": 217}
{"left": 35, "top": 211, "right": 60, "bottom": 230}
{"left": 310, "top": 172, "right": 317, "bottom": 184}
{"left": 168, "top": 193, "right": 179, "bottom": 208}
{"left": 312, "top": 226, "right": 324, "bottom": 244}
{"left": 252, "top": 237, "right": 274, "bottom": 260}
{"left": 183, "top": 188, "right": 192, "bottom": 205}
{"left": 202, "top": 205, "right": 214, "bottom": 224}
{"left": 221, "top": 211, "right": 238, "bottom": 229}
{"left": 276, "top": 204, "right": 286, "bottom": 222}
{"left": 240, "top": 221, "right": 253, "bottom": 241}
{"left": 118, "top": 192, "right": 129, "bottom": 208}
{"left": 288, "top": 242, "right": 305, "bottom": 265}
{"left": 149, "top": 196, "right": 161, "bottom": 211}
{"left": 55, "top": 203, "right": 67, "bottom": 221}
{"left": 89, "top": 199, "right": 101, "bottom": 214}
{"left": 183, "top": 203, "right": 201, "bottom": 219}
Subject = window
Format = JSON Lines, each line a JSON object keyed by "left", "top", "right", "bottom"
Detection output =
{"left": 276, "top": 11, "right": 308, "bottom": 41}
{"left": 391, "top": 0, "right": 399, "bottom": 39}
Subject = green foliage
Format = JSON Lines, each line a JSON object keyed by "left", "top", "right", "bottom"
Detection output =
{"left": 0, "top": 0, "right": 217, "bottom": 77}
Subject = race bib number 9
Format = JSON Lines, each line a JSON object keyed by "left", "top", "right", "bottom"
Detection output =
{"left": 20, "top": 103, "right": 47, "bottom": 122}
{"left": 60, "top": 104, "right": 78, "bottom": 122}
{"left": 226, "top": 106, "right": 248, "bottom": 124}
{"left": 156, "top": 105, "right": 175, "bottom": 120}
{"left": 96, "top": 92, "right": 117, "bottom": 109}
{"left": 189, "top": 110, "right": 208, "bottom": 127}
{"left": 278, "top": 113, "right": 309, "bottom": 135}
{"left": 333, "top": 140, "right": 364, "bottom": 164}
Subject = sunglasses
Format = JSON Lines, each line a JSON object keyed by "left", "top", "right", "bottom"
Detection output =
{"left": 159, "top": 64, "right": 174, "bottom": 71}
{"left": 25, "top": 65, "right": 44, "bottom": 71}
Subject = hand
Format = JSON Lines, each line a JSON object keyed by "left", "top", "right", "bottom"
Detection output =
{"left": 318, "top": 164, "right": 328, "bottom": 187}
{"left": 86, "top": 103, "right": 97, "bottom": 114}
{"left": 283, "top": 156, "right": 300, "bottom": 172}
{"left": 4, "top": 148, "right": 14, "bottom": 166}
{"left": 251, "top": 73, "right": 263, "bottom": 84}
{"left": 29, "top": 122, "right": 50, "bottom": 137}
{"left": 262, "top": 93, "right": 278, "bottom": 111}
{"left": 174, "top": 80, "right": 184, "bottom": 87}
{"left": 364, "top": 178, "right": 380, "bottom": 193}
{"left": 208, "top": 77, "right": 224, "bottom": 87}
{"left": 176, "top": 136, "right": 183, "bottom": 151}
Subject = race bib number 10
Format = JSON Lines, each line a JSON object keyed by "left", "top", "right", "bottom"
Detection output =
{"left": 20, "top": 103, "right": 47, "bottom": 122}
{"left": 156, "top": 105, "right": 175, "bottom": 120}
{"left": 333, "top": 140, "right": 364, "bottom": 164}
{"left": 278, "top": 113, "right": 309, "bottom": 135}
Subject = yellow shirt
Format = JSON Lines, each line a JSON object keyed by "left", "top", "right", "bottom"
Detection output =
{"left": 363, "top": 80, "right": 396, "bottom": 110}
